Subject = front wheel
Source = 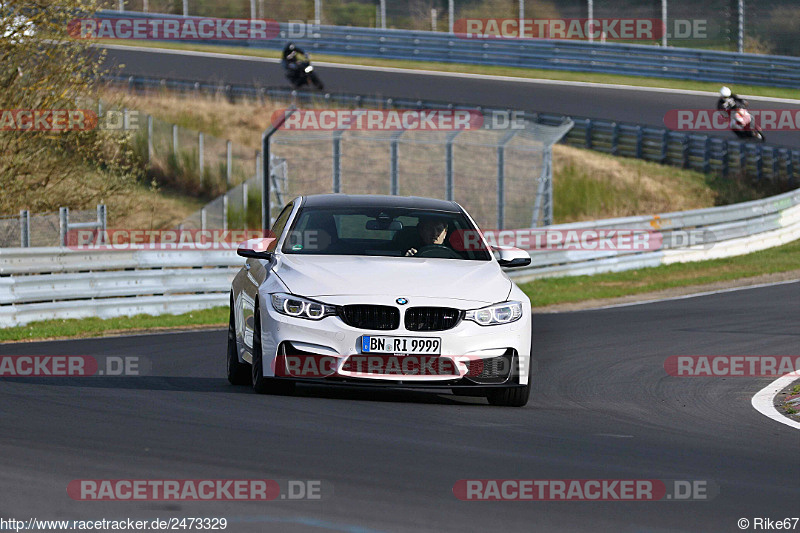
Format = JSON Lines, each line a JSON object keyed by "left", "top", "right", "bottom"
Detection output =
{"left": 251, "top": 304, "right": 295, "bottom": 395}
{"left": 227, "top": 294, "right": 251, "bottom": 385}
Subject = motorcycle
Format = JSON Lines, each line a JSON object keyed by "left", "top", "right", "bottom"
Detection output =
{"left": 285, "top": 60, "right": 324, "bottom": 90}
{"left": 729, "top": 106, "right": 765, "bottom": 143}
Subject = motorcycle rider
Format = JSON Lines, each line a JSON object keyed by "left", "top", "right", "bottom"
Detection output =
{"left": 717, "top": 86, "right": 748, "bottom": 113}
{"left": 281, "top": 42, "right": 309, "bottom": 85}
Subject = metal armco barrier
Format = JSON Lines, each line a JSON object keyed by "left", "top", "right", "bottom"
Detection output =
{"left": 2, "top": 188, "right": 800, "bottom": 326}
{"left": 96, "top": 10, "right": 800, "bottom": 89}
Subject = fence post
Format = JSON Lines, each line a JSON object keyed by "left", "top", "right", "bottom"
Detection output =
{"left": 200, "top": 207, "right": 207, "bottom": 231}
{"left": 332, "top": 132, "right": 342, "bottom": 193}
{"left": 198, "top": 132, "right": 204, "bottom": 180}
{"left": 147, "top": 115, "right": 153, "bottom": 166}
{"left": 19, "top": 210, "right": 29, "bottom": 248}
{"left": 390, "top": 132, "right": 400, "bottom": 195}
{"left": 172, "top": 124, "right": 178, "bottom": 154}
{"left": 445, "top": 130, "right": 462, "bottom": 201}
{"left": 59, "top": 207, "right": 69, "bottom": 247}
{"left": 97, "top": 204, "right": 107, "bottom": 245}
{"left": 496, "top": 130, "right": 520, "bottom": 230}
{"left": 242, "top": 182, "right": 249, "bottom": 230}
{"left": 223, "top": 194, "right": 228, "bottom": 231}
{"left": 182, "top": 0, "right": 188, "bottom": 16}
{"left": 226, "top": 140, "right": 232, "bottom": 186}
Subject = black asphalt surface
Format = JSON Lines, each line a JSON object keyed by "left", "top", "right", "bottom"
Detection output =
{"left": 1, "top": 284, "right": 798, "bottom": 532}
{"left": 101, "top": 46, "right": 800, "bottom": 149}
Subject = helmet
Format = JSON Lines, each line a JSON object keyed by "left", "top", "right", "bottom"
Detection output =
{"left": 286, "top": 42, "right": 296, "bottom": 52}
{"left": 720, "top": 86, "right": 732, "bottom": 98}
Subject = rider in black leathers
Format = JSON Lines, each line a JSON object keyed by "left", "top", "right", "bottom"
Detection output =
{"left": 281, "top": 42, "right": 308, "bottom": 85}
{"left": 716, "top": 86, "right": 748, "bottom": 113}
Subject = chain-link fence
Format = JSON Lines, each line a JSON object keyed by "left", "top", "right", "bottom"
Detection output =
{"left": 0, "top": 207, "right": 106, "bottom": 248}
{"left": 98, "top": 0, "right": 799, "bottom": 55}
{"left": 142, "top": 113, "right": 260, "bottom": 199}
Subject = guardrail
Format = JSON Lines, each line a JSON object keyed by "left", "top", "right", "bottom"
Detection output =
{"left": 2, "top": 187, "right": 800, "bottom": 326}
{"left": 109, "top": 74, "right": 800, "bottom": 184}
{"left": 97, "top": 10, "right": 800, "bottom": 89}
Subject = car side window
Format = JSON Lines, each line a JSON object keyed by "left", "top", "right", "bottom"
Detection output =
{"left": 268, "top": 203, "right": 293, "bottom": 252}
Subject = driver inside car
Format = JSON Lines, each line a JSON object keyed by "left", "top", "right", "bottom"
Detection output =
{"left": 405, "top": 217, "right": 449, "bottom": 257}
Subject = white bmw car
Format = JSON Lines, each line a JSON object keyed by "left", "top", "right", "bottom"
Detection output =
{"left": 227, "top": 194, "right": 534, "bottom": 406}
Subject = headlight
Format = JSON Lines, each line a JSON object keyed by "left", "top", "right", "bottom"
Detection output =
{"left": 464, "top": 301, "right": 523, "bottom": 326}
{"left": 271, "top": 293, "right": 337, "bottom": 321}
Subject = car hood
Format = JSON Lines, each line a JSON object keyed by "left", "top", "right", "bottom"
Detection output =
{"left": 273, "top": 254, "right": 511, "bottom": 305}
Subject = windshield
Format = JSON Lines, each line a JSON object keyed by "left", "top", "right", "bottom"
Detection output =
{"left": 281, "top": 206, "right": 491, "bottom": 261}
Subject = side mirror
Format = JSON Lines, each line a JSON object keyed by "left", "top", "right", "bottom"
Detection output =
{"left": 237, "top": 238, "right": 276, "bottom": 260}
{"left": 494, "top": 246, "right": 531, "bottom": 268}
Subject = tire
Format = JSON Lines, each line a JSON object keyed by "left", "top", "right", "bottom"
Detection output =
{"left": 227, "top": 294, "right": 251, "bottom": 385}
{"left": 309, "top": 72, "right": 324, "bottom": 90}
{"left": 485, "top": 350, "right": 531, "bottom": 407}
{"left": 486, "top": 383, "right": 531, "bottom": 407}
{"left": 251, "top": 304, "right": 295, "bottom": 395}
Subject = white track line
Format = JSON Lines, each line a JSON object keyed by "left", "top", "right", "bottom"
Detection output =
{"left": 752, "top": 373, "right": 800, "bottom": 430}
{"left": 100, "top": 43, "right": 800, "bottom": 105}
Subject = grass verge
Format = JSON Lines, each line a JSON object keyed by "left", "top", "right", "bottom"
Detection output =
{"left": 100, "top": 40, "right": 800, "bottom": 100}
{"left": 0, "top": 307, "right": 227, "bottom": 343}
{"left": 5, "top": 238, "right": 800, "bottom": 342}
{"left": 521, "top": 238, "right": 800, "bottom": 307}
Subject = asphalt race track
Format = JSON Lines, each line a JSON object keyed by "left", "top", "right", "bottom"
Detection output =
{"left": 101, "top": 46, "right": 800, "bottom": 149}
{"left": 1, "top": 283, "right": 798, "bottom": 532}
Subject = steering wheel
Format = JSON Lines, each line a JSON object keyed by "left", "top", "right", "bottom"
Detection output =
{"left": 416, "top": 244, "right": 461, "bottom": 259}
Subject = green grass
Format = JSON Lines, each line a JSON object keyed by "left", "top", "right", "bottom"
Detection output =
{"left": 0, "top": 307, "right": 228, "bottom": 343}
{"left": 521, "top": 237, "right": 800, "bottom": 307}
{"left": 101, "top": 40, "right": 800, "bottom": 100}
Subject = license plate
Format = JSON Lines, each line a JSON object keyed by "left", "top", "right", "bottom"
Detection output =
{"left": 362, "top": 336, "right": 441, "bottom": 355}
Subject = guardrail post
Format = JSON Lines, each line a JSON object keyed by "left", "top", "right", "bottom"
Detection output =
{"left": 123, "top": 108, "right": 130, "bottom": 131}
{"left": 755, "top": 145, "right": 763, "bottom": 181}
{"left": 584, "top": 119, "right": 593, "bottom": 149}
{"left": 610, "top": 123, "right": 619, "bottom": 155}
{"left": 635, "top": 126, "right": 643, "bottom": 159}
{"left": 19, "top": 210, "right": 29, "bottom": 248}
{"left": 172, "top": 124, "right": 178, "bottom": 154}
{"left": 59, "top": 207, "right": 69, "bottom": 247}
{"left": 226, "top": 140, "right": 233, "bottom": 186}
{"left": 201, "top": 207, "right": 207, "bottom": 231}
{"left": 720, "top": 141, "right": 729, "bottom": 177}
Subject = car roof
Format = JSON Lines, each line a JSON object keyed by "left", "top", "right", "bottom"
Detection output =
{"left": 299, "top": 194, "right": 461, "bottom": 212}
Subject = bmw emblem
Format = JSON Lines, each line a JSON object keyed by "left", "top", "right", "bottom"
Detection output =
{"left": 396, "top": 298, "right": 408, "bottom": 305}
